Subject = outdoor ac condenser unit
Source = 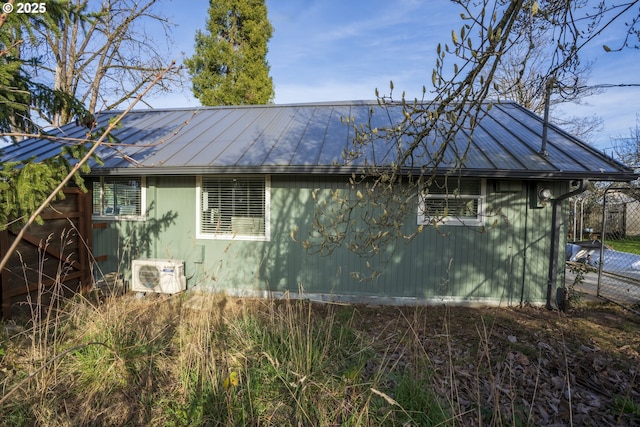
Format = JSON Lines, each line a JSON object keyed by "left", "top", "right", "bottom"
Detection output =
{"left": 131, "top": 259, "right": 187, "bottom": 294}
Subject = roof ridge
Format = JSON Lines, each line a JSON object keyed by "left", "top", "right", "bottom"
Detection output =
{"left": 101, "top": 99, "right": 516, "bottom": 114}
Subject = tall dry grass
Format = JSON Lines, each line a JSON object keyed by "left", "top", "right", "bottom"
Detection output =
{"left": 0, "top": 282, "right": 450, "bottom": 426}
{"left": 1, "top": 254, "right": 638, "bottom": 426}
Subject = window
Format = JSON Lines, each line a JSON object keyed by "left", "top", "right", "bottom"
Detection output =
{"left": 418, "top": 177, "right": 485, "bottom": 226}
{"left": 92, "top": 177, "right": 145, "bottom": 220}
{"left": 196, "top": 176, "right": 270, "bottom": 240}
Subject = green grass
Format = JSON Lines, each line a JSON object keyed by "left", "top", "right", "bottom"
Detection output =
{"left": 615, "top": 396, "right": 640, "bottom": 417}
{"left": 607, "top": 235, "right": 640, "bottom": 254}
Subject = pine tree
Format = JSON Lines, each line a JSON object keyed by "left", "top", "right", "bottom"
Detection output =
{"left": 0, "top": 10, "right": 41, "bottom": 134}
{"left": 0, "top": 8, "right": 93, "bottom": 230}
{"left": 185, "top": 0, "right": 274, "bottom": 105}
{"left": 0, "top": 4, "right": 90, "bottom": 136}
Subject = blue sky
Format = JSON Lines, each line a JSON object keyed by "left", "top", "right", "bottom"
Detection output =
{"left": 157, "top": 0, "right": 640, "bottom": 151}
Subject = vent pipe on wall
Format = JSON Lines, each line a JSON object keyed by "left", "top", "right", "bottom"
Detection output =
{"left": 540, "top": 77, "right": 554, "bottom": 156}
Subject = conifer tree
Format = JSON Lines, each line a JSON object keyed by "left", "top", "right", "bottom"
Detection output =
{"left": 0, "top": 7, "right": 93, "bottom": 230}
{"left": 0, "top": 2, "right": 173, "bottom": 231}
{"left": 185, "top": 0, "right": 274, "bottom": 105}
{"left": 0, "top": 3, "right": 88, "bottom": 135}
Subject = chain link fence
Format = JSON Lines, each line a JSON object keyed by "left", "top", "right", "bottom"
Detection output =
{"left": 567, "top": 187, "right": 640, "bottom": 313}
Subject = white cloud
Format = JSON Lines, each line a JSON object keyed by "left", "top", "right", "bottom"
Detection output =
{"left": 143, "top": 0, "right": 640, "bottom": 151}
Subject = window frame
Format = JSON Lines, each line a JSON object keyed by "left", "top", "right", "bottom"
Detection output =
{"left": 92, "top": 176, "right": 146, "bottom": 221}
{"left": 417, "top": 177, "right": 486, "bottom": 227}
{"left": 196, "top": 175, "right": 271, "bottom": 241}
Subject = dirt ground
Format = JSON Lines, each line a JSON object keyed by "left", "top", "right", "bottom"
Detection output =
{"left": 345, "top": 300, "right": 640, "bottom": 425}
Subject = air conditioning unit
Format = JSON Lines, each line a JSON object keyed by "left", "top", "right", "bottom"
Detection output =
{"left": 131, "top": 259, "right": 187, "bottom": 294}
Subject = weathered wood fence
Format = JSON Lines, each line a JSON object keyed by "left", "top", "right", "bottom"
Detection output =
{"left": 0, "top": 188, "right": 92, "bottom": 319}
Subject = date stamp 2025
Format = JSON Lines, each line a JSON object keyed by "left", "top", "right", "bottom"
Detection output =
{"left": 2, "top": 2, "right": 47, "bottom": 15}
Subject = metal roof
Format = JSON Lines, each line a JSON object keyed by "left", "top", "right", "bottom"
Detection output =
{"left": 1, "top": 100, "right": 635, "bottom": 181}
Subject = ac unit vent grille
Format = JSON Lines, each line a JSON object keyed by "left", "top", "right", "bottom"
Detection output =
{"left": 131, "top": 259, "right": 186, "bottom": 294}
{"left": 137, "top": 265, "right": 161, "bottom": 289}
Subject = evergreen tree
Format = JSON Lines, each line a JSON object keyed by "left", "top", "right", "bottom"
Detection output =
{"left": 0, "top": 3, "right": 90, "bottom": 136}
{"left": 185, "top": 0, "right": 274, "bottom": 105}
{"left": 0, "top": 19, "right": 30, "bottom": 134}
{"left": 0, "top": 1, "right": 172, "bottom": 231}
{"left": 0, "top": 7, "right": 93, "bottom": 230}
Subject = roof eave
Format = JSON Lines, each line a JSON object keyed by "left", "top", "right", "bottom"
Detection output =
{"left": 85, "top": 165, "right": 638, "bottom": 182}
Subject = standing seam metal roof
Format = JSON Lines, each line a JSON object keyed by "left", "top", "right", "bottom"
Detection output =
{"left": 0, "top": 100, "right": 635, "bottom": 181}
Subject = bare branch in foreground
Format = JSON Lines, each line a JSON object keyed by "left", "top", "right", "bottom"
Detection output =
{"left": 0, "top": 60, "right": 176, "bottom": 275}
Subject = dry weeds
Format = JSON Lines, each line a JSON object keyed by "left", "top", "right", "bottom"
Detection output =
{"left": 1, "top": 292, "right": 639, "bottom": 426}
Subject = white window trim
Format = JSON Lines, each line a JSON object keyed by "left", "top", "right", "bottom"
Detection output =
{"left": 195, "top": 175, "right": 271, "bottom": 241}
{"left": 417, "top": 178, "right": 486, "bottom": 227}
{"left": 92, "top": 176, "right": 147, "bottom": 221}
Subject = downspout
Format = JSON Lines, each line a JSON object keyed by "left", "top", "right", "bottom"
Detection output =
{"left": 545, "top": 179, "right": 589, "bottom": 309}
{"left": 572, "top": 198, "right": 578, "bottom": 241}
{"left": 519, "top": 183, "right": 530, "bottom": 306}
{"left": 580, "top": 197, "right": 586, "bottom": 241}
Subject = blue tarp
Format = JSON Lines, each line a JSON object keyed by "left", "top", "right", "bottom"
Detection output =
{"left": 567, "top": 243, "right": 640, "bottom": 280}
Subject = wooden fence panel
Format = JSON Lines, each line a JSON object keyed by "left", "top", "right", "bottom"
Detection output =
{"left": 0, "top": 188, "right": 92, "bottom": 319}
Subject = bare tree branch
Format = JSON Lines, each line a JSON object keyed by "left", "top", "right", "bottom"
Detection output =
{"left": 0, "top": 60, "right": 176, "bottom": 275}
{"left": 26, "top": 0, "right": 181, "bottom": 126}
{"left": 303, "top": 0, "right": 640, "bottom": 279}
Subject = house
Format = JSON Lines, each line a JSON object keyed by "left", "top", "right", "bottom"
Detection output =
{"left": 1, "top": 101, "right": 635, "bottom": 307}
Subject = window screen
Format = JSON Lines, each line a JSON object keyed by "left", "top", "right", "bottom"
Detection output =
{"left": 93, "top": 177, "right": 143, "bottom": 218}
{"left": 418, "top": 177, "right": 485, "bottom": 226}
{"left": 200, "top": 176, "right": 266, "bottom": 237}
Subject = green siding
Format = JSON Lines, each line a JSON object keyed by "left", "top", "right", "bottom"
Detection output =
{"left": 92, "top": 175, "right": 568, "bottom": 305}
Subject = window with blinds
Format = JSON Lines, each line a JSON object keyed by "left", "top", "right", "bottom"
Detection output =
{"left": 418, "top": 177, "right": 485, "bottom": 226}
{"left": 198, "top": 176, "right": 269, "bottom": 239}
{"left": 92, "top": 177, "right": 145, "bottom": 219}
